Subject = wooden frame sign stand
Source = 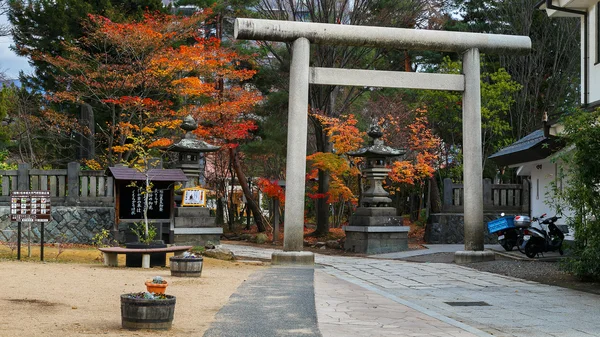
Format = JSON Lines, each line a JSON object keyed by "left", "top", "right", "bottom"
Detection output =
{"left": 181, "top": 187, "right": 208, "bottom": 207}
{"left": 10, "top": 191, "right": 51, "bottom": 261}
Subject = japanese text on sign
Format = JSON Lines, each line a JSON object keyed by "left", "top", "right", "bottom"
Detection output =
{"left": 10, "top": 191, "right": 52, "bottom": 222}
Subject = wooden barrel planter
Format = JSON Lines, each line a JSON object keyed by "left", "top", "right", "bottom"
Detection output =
{"left": 170, "top": 256, "right": 203, "bottom": 277}
{"left": 121, "top": 294, "right": 176, "bottom": 330}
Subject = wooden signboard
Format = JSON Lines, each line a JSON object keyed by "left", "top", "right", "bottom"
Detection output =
{"left": 181, "top": 187, "right": 208, "bottom": 207}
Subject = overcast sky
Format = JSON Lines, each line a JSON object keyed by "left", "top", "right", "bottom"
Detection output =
{"left": 0, "top": 13, "right": 32, "bottom": 80}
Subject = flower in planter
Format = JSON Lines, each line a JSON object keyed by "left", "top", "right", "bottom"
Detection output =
{"left": 125, "top": 292, "right": 169, "bottom": 300}
{"left": 182, "top": 252, "right": 198, "bottom": 259}
{"left": 145, "top": 276, "right": 168, "bottom": 294}
{"left": 151, "top": 276, "right": 167, "bottom": 284}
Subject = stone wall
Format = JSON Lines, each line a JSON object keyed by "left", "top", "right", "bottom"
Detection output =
{"left": 0, "top": 206, "right": 114, "bottom": 244}
{"left": 425, "top": 213, "right": 500, "bottom": 244}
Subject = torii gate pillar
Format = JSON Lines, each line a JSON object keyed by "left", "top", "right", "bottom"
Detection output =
{"left": 235, "top": 19, "right": 531, "bottom": 265}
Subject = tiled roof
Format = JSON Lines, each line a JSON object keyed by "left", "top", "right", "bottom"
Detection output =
{"left": 108, "top": 167, "right": 187, "bottom": 182}
{"left": 489, "top": 130, "right": 546, "bottom": 159}
{"left": 488, "top": 129, "right": 562, "bottom": 167}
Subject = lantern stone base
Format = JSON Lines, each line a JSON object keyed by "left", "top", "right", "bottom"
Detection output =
{"left": 348, "top": 207, "right": 404, "bottom": 226}
{"left": 344, "top": 225, "right": 409, "bottom": 254}
{"left": 173, "top": 207, "right": 221, "bottom": 246}
{"left": 344, "top": 207, "right": 409, "bottom": 254}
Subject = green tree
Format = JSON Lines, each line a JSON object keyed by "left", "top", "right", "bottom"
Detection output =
{"left": 419, "top": 57, "right": 521, "bottom": 179}
{"left": 446, "top": 0, "right": 580, "bottom": 140}
{"left": 496, "top": 0, "right": 579, "bottom": 140}
{"left": 553, "top": 109, "right": 600, "bottom": 281}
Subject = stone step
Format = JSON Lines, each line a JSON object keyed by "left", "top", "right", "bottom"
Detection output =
{"left": 174, "top": 216, "right": 215, "bottom": 228}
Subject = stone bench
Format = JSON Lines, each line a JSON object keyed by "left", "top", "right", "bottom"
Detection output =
{"left": 98, "top": 246, "right": 193, "bottom": 268}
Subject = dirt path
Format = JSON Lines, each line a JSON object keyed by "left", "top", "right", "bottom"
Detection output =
{"left": 0, "top": 258, "right": 263, "bottom": 336}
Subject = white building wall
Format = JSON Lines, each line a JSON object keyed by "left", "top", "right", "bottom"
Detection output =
{"left": 530, "top": 160, "right": 561, "bottom": 219}
{"left": 516, "top": 158, "right": 572, "bottom": 227}
{"left": 585, "top": 4, "right": 600, "bottom": 104}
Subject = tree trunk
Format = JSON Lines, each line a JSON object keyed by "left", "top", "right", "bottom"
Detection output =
{"left": 245, "top": 205, "right": 251, "bottom": 230}
{"left": 312, "top": 124, "right": 332, "bottom": 237}
{"left": 230, "top": 147, "right": 266, "bottom": 232}
{"left": 429, "top": 176, "right": 442, "bottom": 213}
{"left": 227, "top": 161, "right": 235, "bottom": 230}
{"left": 216, "top": 197, "right": 224, "bottom": 226}
{"left": 314, "top": 168, "right": 330, "bottom": 236}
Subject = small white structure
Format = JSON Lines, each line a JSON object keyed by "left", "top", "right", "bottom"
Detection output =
{"left": 489, "top": 130, "right": 572, "bottom": 232}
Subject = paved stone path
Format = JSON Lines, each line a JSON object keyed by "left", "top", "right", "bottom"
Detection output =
{"left": 204, "top": 267, "right": 320, "bottom": 337}
{"left": 316, "top": 270, "right": 481, "bottom": 337}
{"left": 222, "top": 244, "right": 600, "bottom": 337}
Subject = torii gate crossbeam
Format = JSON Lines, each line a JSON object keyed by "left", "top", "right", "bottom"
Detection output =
{"left": 234, "top": 19, "right": 531, "bottom": 265}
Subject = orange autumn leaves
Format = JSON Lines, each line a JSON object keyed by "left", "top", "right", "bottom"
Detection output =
{"left": 387, "top": 109, "right": 440, "bottom": 186}
{"left": 257, "top": 178, "right": 285, "bottom": 203}
{"left": 307, "top": 113, "right": 363, "bottom": 204}
{"left": 307, "top": 110, "right": 439, "bottom": 205}
{"left": 36, "top": 11, "right": 261, "bottom": 164}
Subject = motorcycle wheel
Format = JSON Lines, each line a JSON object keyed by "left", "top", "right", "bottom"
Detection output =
{"left": 524, "top": 242, "right": 538, "bottom": 258}
{"left": 499, "top": 239, "right": 513, "bottom": 251}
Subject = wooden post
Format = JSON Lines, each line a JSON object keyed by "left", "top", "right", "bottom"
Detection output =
{"left": 66, "top": 162, "right": 80, "bottom": 205}
{"left": 522, "top": 179, "right": 530, "bottom": 213}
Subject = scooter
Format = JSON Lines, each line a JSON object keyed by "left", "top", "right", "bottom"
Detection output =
{"left": 520, "top": 215, "right": 564, "bottom": 258}
{"left": 488, "top": 213, "right": 529, "bottom": 251}
{"left": 515, "top": 214, "right": 544, "bottom": 254}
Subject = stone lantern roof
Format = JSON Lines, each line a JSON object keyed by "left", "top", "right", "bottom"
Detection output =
{"left": 168, "top": 115, "right": 220, "bottom": 153}
{"left": 347, "top": 124, "right": 405, "bottom": 159}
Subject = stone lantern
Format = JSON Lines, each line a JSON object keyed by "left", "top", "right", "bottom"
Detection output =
{"left": 169, "top": 115, "right": 220, "bottom": 189}
{"left": 168, "top": 115, "right": 222, "bottom": 246}
{"left": 344, "top": 123, "right": 409, "bottom": 254}
{"left": 348, "top": 124, "right": 405, "bottom": 207}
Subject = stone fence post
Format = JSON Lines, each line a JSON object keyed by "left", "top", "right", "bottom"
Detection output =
{"left": 483, "top": 178, "right": 492, "bottom": 207}
{"left": 17, "top": 163, "right": 30, "bottom": 191}
{"left": 66, "top": 162, "right": 80, "bottom": 205}
{"left": 443, "top": 178, "right": 453, "bottom": 210}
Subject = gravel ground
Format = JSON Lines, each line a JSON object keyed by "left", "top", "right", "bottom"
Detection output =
{"left": 0, "top": 258, "right": 263, "bottom": 337}
{"left": 398, "top": 252, "right": 600, "bottom": 295}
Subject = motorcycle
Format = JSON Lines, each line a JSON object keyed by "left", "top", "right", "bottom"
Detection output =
{"left": 520, "top": 215, "right": 564, "bottom": 258}
{"left": 488, "top": 213, "right": 529, "bottom": 251}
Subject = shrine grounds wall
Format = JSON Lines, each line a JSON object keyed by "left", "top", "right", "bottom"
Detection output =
{"left": 0, "top": 163, "right": 116, "bottom": 243}
{"left": 425, "top": 213, "right": 498, "bottom": 244}
{"left": 0, "top": 206, "right": 115, "bottom": 243}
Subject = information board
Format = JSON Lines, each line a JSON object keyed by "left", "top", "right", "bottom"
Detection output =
{"left": 10, "top": 191, "right": 52, "bottom": 222}
{"left": 118, "top": 182, "right": 171, "bottom": 220}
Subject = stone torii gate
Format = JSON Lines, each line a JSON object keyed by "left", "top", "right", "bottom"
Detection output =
{"left": 234, "top": 19, "right": 531, "bottom": 264}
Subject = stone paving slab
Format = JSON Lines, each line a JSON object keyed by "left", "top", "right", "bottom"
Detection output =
{"left": 204, "top": 266, "right": 320, "bottom": 337}
{"left": 221, "top": 244, "right": 600, "bottom": 337}
{"left": 315, "top": 270, "right": 485, "bottom": 337}
{"left": 370, "top": 244, "right": 504, "bottom": 259}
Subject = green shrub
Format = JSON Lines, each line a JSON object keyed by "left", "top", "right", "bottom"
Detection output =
{"left": 553, "top": 108, "right": 600, "bottom": 280}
